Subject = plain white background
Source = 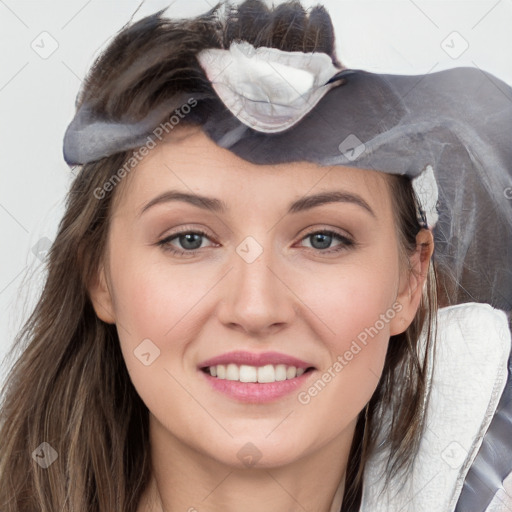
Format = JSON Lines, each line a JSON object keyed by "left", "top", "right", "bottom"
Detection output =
{"left": 1, "top": 0, "right": 511, "bottom": 387}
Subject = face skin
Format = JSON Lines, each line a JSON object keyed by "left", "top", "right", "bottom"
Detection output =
{"left": 89, "top": 125, "right": 433, "bottom": 512}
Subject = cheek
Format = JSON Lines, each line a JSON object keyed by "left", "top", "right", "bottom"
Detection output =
{"left": 301, "top": 256, "right": 400, "bottom": 349}
{"left": 294, "top": 258, "right": 399, "bottom": 414}
{"left": 108, "top": 240, "right": 212, "bottom": 333}
{"left": 107, "top": 257, "right": 214, "bottom": 429}
{"left": 106, "top": 249, "right": 206, "bottom": 382}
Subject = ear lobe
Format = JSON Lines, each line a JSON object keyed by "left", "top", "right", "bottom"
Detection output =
{"left": 88, "top": 264, "right": 116, "bottom": 324}
{"left": 389, "top": 229, "right": 434, "bottom": 336}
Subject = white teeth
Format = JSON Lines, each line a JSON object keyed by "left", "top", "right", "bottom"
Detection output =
{"left": 206, "top": 363, "right": 309, "bottom": 382}
{"left": 285, "top": 365, "right": 296, "bottom": 379}
{"left": 275, "top": 364, "right": 287, "bottom": 381}
{"left": 239, "top": 365, "right": 257, "bottom": 382}
{"left": 226, "top": 363, "right": 239, "bottom": 381}
{"left": 216, "top": 364, "right": 226, "bottom": 379}
{"left": 258, "top": 364, "right": 275, "bottom": 383}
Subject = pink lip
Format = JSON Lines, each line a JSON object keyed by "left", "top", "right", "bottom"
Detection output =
{"left": 200, "top": 368, "right": 315, "bottom": 403}
{"left": 198, "top": 350, "right": 314, "bottom": 370}
{"left": 197, "top": 350, "right": 316, "bottom": 404}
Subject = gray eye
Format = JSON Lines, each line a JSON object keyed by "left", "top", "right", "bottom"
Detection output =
{"left": 176, "top": 233, "right": 204, "bottom": 250}
{"left": 307, "top": 232, "right": 334, "bottom": 250}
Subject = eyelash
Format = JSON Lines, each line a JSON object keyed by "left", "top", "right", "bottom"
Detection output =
{"left": 157, "top": 227, "right": 355, "bottom": 257}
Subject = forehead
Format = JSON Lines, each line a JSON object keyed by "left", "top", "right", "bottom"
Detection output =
{"left": 113, "top": 125, "right": 394, "bottom": 218}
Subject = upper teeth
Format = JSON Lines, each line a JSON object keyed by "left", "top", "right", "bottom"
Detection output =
{"left": 208, "top": 364, "right": 306, "bottom": 382}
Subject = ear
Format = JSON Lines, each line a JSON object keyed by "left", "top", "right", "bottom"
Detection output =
{"left": 389, "top": 229, "right": 434, "bottom": 336}
{"left": 88, "top": 263, "right": 116, "bottom": 324}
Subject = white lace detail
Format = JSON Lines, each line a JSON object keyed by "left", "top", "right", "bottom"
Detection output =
{"left": 197, "top": 41, "right": 342, "bottom": 132}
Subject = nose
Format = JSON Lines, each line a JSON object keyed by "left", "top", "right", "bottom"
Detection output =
{"left": 216, "top": 241, "right": 297, "bottom": 337}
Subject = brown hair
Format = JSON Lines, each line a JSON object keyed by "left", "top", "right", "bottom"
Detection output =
{"left": 0, "top": 2, "right": 437, "bottom": 511}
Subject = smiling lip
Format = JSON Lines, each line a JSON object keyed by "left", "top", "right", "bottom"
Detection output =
{"left": 198, "top": 350, "right": 316, "bottom": 404}
{"left": 200, "top": 370, "right": 314, "bottom": 403}
{"left": 198, "top": 350, "right": 314, "bottom": 370}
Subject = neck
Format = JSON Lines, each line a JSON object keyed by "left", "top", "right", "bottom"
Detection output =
{"left": 138, "top": 414, "right": 355, "bottom": 512}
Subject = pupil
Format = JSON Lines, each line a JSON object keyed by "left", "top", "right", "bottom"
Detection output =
{"left": 312, "top": 233, "right": 331, "bottom": 250}
{"left": 181, "top": 233, "right": 202, "bottom": 250}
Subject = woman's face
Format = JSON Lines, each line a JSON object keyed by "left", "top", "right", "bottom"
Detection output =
{"left": 90, "top": 126, "right": 424, "bottom": 470}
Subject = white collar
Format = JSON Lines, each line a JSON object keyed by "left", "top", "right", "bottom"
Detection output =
{"left": 361, "top": 303, "right": 511, "bottom": 512}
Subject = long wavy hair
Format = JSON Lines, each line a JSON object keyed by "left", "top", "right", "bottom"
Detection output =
{"left": 0, "top": 2, "right": 437, "bottom": 511}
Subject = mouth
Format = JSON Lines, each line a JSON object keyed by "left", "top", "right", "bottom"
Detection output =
{"left": 200, "top": 363, "right": 316, "bottom": 383}
{"left": 197, "top": 350, "right": 317, "bottom": 402}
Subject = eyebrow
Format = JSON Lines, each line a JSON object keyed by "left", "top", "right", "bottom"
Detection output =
{"left": 139, "top": 189, "right": 376, "bottom": 217}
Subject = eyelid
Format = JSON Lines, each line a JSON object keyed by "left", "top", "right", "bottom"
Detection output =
{"left": 299, "top": 225, "right": 354, "bottom": 241}
{"left": 157, "top": 224, "right": 216, "bottom": 240}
